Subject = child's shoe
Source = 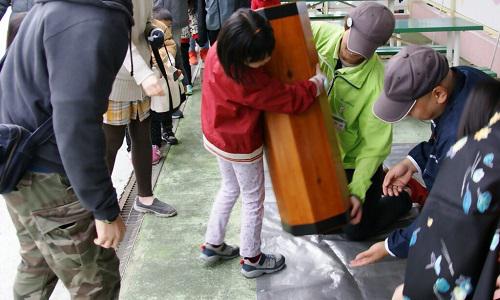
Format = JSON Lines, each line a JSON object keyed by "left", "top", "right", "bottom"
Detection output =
{"left": 240, "top": 253, "right": 286, "bottom": 278}
{"left": 199, "top": 243, "right": 240, "bottom": 266}
{"left": 171, "top": 110, "right": 184, "bottom": 119}
{"left": 186, "top": 84, "right": 193, "bottom": 96}
{"left": 162, "top": 131, "right": 178, "bottom": 145}
{"left": 189, "top": 50, "right": 198, "bottom": 65}
{"left": 152, "top": 145, "right": 161, "bottom": 165}
{"left": 200, "top": 47, "right": 209, "bottom": 62}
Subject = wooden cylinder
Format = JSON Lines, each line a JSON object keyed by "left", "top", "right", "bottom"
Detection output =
{"left": 259, "top": 3, "right": 350, "bottom": 235}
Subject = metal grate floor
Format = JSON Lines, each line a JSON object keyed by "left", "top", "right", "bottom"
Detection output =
{"left": 116, "top": 63, "right": 202, "bottom": 276}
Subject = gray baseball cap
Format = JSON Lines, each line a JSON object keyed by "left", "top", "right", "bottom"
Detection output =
{"left": 346, "top": 2, "right": 395, "bottom": 59}
{"left": 373, "top": 45, "right": 450, "bottom": 123}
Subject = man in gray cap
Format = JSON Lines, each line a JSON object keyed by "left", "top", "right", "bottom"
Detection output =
{"left": 351, "top": 45, "right": 494, "bottom": 267}
{"left": 311, "top": 3, "right": 409, "bottom": 240}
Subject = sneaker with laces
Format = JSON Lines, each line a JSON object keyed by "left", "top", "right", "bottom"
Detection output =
{"left": 199, "top": 243, "right": 239, "bottom": 266}
{"left": 161, "top": 131, "right": 178, "bottom": 145}
{"left": 133, "top": 197, "right": 177, "bottom": 217}
{"left": 240, "top": 253, "right": 286, "bottom": 278}
{"left": 152, "top": 145, "right": 161, "bottom": 165}
{"left": 186, "top": 84, "right": 193, "bottom": 96}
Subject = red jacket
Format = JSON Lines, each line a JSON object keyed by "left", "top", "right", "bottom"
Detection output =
{"left": 201, "top": 45, "right": 317, "bottom": 163}
{"left": 251, "top": 0, "right": 280, "bottom": 9}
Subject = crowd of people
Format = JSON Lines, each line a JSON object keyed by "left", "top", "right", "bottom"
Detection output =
{"left": 0, "top": 0, "right": 499, "bottom": 299}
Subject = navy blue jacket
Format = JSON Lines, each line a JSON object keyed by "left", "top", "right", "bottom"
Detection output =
{"left": 0, "top": 0, "right": 132, "bottom": 220}
{"left": 387, "top": 66, "right": 495, "bottom": 258}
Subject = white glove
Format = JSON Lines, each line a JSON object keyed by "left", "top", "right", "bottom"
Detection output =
{"left": 308, "top": 64, "right": 328, "bottom": 97}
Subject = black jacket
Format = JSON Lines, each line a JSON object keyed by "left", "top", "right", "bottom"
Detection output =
{"left": 153, "top": 0, "right": 188, "bottom": 29}
{"left": 403, "top": 118, "right": 500, "bottom": 300}
{"left": 0, "top": 0, "right": 133, "bottom": 220}
{"left": 0, "top": 0, "right": 35, "bottom": 20}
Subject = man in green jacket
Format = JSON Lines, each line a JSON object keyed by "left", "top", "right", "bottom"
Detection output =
{"left": 312, "top": 2, "right": 411, "bottom": 240}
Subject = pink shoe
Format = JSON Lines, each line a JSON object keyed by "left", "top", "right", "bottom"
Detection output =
{"left": 152, "top": 145, "right": 161, "bottom": 165}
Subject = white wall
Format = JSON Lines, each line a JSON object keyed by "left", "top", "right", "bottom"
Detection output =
{"left": 427, "top": 0, "right": 500, "bottom": 31}
{"left": 0, "top": 8, "right": 10, "bottom": 56}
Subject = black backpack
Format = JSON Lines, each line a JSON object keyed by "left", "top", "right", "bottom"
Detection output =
{"left": 0, "top": 51, "right": 54, "bottom": 193}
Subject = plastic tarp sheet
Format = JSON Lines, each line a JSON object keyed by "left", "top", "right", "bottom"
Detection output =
{"left": 257, "top": 144, "right": 418, "bottom": 300}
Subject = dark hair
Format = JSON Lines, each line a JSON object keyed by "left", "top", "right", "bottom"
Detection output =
{"left": 457, "top": 80, "right": 500, "bottom": 138}
{"left": 6, "top": 12, "right": 27, "bottom": 47}
{"left": 216, "top": 9, "right": 275, "bottom": 83}
{"left": 153, "top": 8, "right": 173, "bottom": 22}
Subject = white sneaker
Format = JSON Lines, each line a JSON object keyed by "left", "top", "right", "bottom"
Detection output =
{"left": 240, "top": 253, "right": 286, "bottom": 278}
{"left": 199, "top": 243, "right": 239, "bottom": 266}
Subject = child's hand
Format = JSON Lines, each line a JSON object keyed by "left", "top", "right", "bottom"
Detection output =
{"left": 350, "top": 241, "right": 388, "bottom": 267}
{"left": 141, "top": 74, "right": 165, "bottom": 97}
{"left": 308, "top": 64, "right": 328, "bottom": 96}
{"left": 349, "top": 195, "right": 363, "bottom": 225}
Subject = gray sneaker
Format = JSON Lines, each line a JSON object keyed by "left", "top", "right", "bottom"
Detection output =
{"left": 133, "top": 197, "right": 177, "bottom": 217}
{"left": 241, "top": 253, "right": 286, "bottom": 278}
{"left": 199, "top": 243, "right": 239, "bottom": 266}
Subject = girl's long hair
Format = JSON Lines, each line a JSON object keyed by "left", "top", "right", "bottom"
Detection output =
{"left": 457, "top": 80, "right": 500, "bottom": 139}
{"left": 216, "top": 9, "right": 275, "bottom": 83}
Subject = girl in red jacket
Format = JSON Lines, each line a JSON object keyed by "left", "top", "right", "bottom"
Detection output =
{"left": 251, "top": 0, "right": 280, "bottom": 9}
{"left": 199, "top": 9, "right": 325, "bottom": 278}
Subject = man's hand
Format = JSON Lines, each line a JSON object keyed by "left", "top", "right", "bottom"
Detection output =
{"left": 350, "top": 241, "right": 388, "bottom": 267}
{"left": 141, "top": 74, "right": 165, "bottom": 97}
{"left": 383, "top": 158, "right": 417, "bottom": 196}
{"left": 494, "top": 275, "right": 500, "bottom": 300}
{"left": 349, "top": 195, "right": 363, "bottom": 225}
{"left": 94, "top": 216, "right": 126, "bottom": 249}
{"left": 494, "top": 252, "right": 500, "bottom": 299}
{"left": 392, "top": 284, "right": 404, "bottom": 300}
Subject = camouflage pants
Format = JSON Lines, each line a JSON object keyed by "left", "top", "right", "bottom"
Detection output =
{"left": 3, "top": 172, "right": 120, "bottom": 300}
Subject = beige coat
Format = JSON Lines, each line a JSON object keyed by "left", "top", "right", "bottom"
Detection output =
{"left": 109, "top": 0, "right": 155, "bottom": 102}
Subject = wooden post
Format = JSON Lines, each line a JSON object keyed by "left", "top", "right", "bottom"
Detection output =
{"left": 259, "top": 3, "right": 350, "bottom": 236}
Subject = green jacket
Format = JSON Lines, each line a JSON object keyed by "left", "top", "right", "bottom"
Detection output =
{"left": 312, "top": 22, "right": 392, "bottom": 201}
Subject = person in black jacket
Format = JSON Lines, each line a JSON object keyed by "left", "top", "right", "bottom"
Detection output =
{"left": 0, "top": 0, "right": 132, "bottom": 298}
{"left": 201, "top": 0, "right": 250, "bottom": 44}
{"left": 393, "top": 81, "right": 500, "bottom": 300}
{"left": 0, "top": 0, "right": 34, "bottom": 21}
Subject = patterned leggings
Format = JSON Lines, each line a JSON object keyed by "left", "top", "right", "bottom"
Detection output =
{"left": 205, "top": 157, "right": 265, "bottom": 258}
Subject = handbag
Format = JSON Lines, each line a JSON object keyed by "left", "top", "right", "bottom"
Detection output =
{"left": 0, "top": 51, "right": 54, "bottom": 193}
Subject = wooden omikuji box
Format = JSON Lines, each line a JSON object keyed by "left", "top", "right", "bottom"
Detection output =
{"left": 259, "top": 3, "right": 350, "bottom": 236}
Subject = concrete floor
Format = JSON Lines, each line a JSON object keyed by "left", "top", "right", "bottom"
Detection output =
{"left": 0, "top": 10, "right": 435, "bottom": 298}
